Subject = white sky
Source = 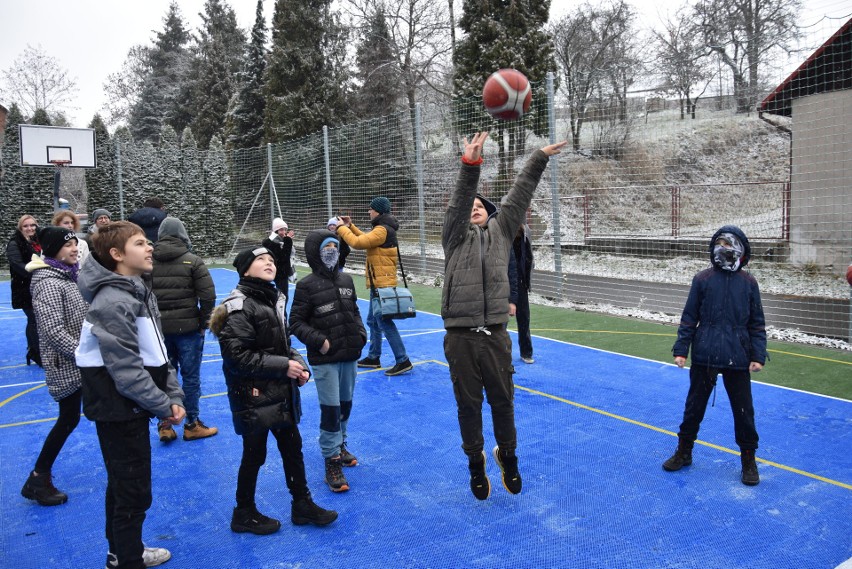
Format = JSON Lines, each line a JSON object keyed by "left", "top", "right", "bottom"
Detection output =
{"left": 1, "top": 0, "right": 850, "bottom": 128}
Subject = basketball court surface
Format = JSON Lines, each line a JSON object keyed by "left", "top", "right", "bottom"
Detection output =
{"left": 1, "top": 268, "right": 850, "bottom": 568}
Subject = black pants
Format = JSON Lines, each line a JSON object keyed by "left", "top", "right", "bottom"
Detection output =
{"left": 515, "top": 286, "right": 533, "bottom": 359}
{"left": 95, "top": 418, "right": 152, "bottom": 569}
{"left": 444, "top": 326, "right": 517, "bottom": 457}
{"left": 34, "top": 389, "right": 82, "bottom": 474}
{"left": 236, "top": 425, "right": 309, "bottom": 509}
{"left": 677, "top": 366, "right": 759, "bottom": 450}
{"left": 23, "top": 307, "right": 40, "bottom": 362}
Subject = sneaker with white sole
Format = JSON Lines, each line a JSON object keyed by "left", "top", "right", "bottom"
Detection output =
{"left": 385, "top": 359, "right": 413, "bottom": 376}
{"left": 521, "top": 356, "right": 535, "bottom": 364}
{"left": 106, "top": 546, "right": 171, "bottom": 568}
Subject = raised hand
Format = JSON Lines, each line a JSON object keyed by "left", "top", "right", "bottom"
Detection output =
{"left": 462, "top": 131, "right": 489, "bottom": 163}
{"left": 541, "top": 140, "right": 568, "bottom": 156}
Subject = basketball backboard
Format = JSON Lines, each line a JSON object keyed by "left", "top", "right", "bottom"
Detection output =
{"left": 18, "top": 124, "right": 97, "bottom": 168}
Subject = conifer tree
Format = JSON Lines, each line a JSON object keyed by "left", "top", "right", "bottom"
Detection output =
{"left": 189, "top": 0, "right": 247, "bottom": 149}
{"left": 129, "top": 2, "right": 192, "bottom": 143}
{"left": 264, "top": 0, "right": 350, "bottom": 141}
{"left": 0, "top": 104, "right": 49, "bottom": 240}
{"left": 200, "top": 136, "right": 233, "bottom": 257}
{"left": 85, "top": 114, "right": 120, "bottom": 220}
{"left": 353, "top": 8, "right": 402, "bottom": 119}
{"left": 226, "top": 0, "right": 267, "bottom": 149}
{"left": 157, "top": 125, "right": 183, "bottom": 218}
{"left": 179, "top": 128, "right": 206, "bottom": 244}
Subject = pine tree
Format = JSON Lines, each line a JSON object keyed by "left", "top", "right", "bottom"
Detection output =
{"left": 179, "top": 128, "right": 206, "bottom": 245}
{"left": 264, "top": 0, "right": 350, "bottom": 142}
{"left": 352, "top": 8, "right": 402, "bottom": 119}
{"left": 129, "top": 2, "right": 192, "bottom": 143}
{"left": 157, "top": 125, "right": 183, "bottom": 218}
{"left": 200, "top": 136, "right": 233, "bottom": 257}
{"left": 226, "top": 0, "right": 267, "bottom": 149}
{"left": 85, "top": 114, "right": 120, "bottom": 221}
{"left": 454, "top": 0, "right": 556, "bottom": 192}
{"left": 189, "top": 0, "right": 248, "bottom": 149}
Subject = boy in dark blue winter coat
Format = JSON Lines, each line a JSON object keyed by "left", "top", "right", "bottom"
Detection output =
{"left": 663, "top": 225, "right": 767, "bottom": 486}
{"left": 289, "top": 230, "right": 367, "bottom": 494}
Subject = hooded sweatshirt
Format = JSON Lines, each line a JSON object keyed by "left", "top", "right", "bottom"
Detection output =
{"left": 289, "top": 230, "right": 367, "bottom": 365}
{"left": 75, "top": 254, "right": 184, "bottom": 421}
{"left": 672, "top": 225, "right": 767, "bottom": 370}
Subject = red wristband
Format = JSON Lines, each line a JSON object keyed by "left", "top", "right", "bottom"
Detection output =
{"left": 461, "top": 155, "right": 483, "bottom": 166}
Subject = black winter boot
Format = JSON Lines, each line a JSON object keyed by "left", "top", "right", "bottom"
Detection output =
{"left": 291, "top": 495, "right": 338, "bottom": 526}
{"left": 492, "top": 446, "right": 522, "bottom": 494}
{"left": 740, "top": 449, "right": 760, "bottom": 486}
{"left": 468, "top": 451, "right": 491, "bottom": 500}
{"left": 662, "top": 437, "right": 694, "bottom": 472}
{"left": 21, "top": 471, "right": 68, "bottom": 506}
{"left": 230, "top": 505, "right": 281, "bottom": 535}
{"left": 324, "top": 457, "right": 350, "bottom": 492}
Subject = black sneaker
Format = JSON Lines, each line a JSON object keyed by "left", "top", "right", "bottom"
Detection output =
{"left": 357, "top": 356, "right": 381, "bottom": 368}
{"left": 492, "top": 446, "right": 522, "bottom": 494}
{"left": 740, "top": 449, "right": 760, "bottom": 486}
{"left": 291, "top": 495, "right": 338, "bottom": 526}
{"left": 21, "top": 471, "right": 68, "bottom": 506}
{"left": 385, "top": 359, "right": 413, "bottom": 376}
{"left": 324, "top": 457, "right": 350, "bottom": 492}
{"left": 340, "top": 443, "right": 358, "bottom": 467}
{"left": 468, "top": 451, "right": 491, "bottom": 500}
{"left": 231, "top": 505, "right": 281, "bottom": 535}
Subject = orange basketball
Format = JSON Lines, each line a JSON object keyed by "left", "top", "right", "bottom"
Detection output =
{"left": 846, "top": 263, "right": 852, "bottom": 286}
{"left": 482, "top": 69, "right": 532, "bottom": 121}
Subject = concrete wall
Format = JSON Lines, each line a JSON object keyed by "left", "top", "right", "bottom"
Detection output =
{"left": 790, "top": 90, "right": 852, "bottom": 275}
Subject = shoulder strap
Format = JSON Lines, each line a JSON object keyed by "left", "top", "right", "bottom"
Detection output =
{"left": 396, "top": 248, "right": 408, "bottom": 288}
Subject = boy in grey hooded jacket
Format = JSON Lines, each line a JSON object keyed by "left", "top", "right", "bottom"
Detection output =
{"left": 441, "top": 132, "right": 566, "bottom": 500}
{"left": 76, "top": 221, "right": 184, "bottom": 569}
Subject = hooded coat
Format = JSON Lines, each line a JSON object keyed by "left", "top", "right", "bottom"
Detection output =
{"left": 209, "top": 278, "right": 307, "bottom": 435}
{"left": 441, "top": 150, "right": 551, "bottom": 328}
{"left": 27, "top": 257, "right": 89, "bottom": 400}
{"left": 7, "top": 229, "right": 40, "bottom": 310}
{"left": 336, "top": 213, "right": 400, "bottom": 289}
{"left": 289, "top": 230, "right": 367, "bottom": 365}
{"left": 75, "top": 254, "right": 184, "bottom": 421}
{"left": 128, "top": 206, "right": 167, "bottom": 243}
{"left": 672, "top": 225, "right": 767, "bottom": 370}
{"left": 152, "top": 222, "right": 216, "bottom": 335}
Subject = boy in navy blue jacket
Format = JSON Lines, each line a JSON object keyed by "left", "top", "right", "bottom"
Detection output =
{"left": 663, "top": 225, "right": 767, "bottom": 486}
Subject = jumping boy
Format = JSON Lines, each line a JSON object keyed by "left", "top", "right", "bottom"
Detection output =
{"left": 76, "top": 221, "right": 185, "bottom": 568}
{"left": 442, "top": 132, "right": 566, "bottom": 500}
{"left": 664, "top": 225, "right": 767, "bottom": 486}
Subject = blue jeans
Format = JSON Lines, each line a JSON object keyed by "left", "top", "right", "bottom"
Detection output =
{"left": 367, "top": 296, "right": 408, "bottom": 364}
{"left": 312, "top": 361, "right": 357, "bottom": 458}
{"left": 164, "top": 332, "right": 204, "bottom": 423}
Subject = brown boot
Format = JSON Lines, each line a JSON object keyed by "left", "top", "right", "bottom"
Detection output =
{"left": 183, "top": 419, "right": 218, "bottom": 441}
{"left": 662, "top": 437, "right": 694, "bottom": 471}
{"left": 158, "top": 420, "right": 177, "bottom": 443}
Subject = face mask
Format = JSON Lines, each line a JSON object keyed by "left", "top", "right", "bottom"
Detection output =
{"left": 320, "top": 247, "right": 339, "bottom": 270}
{"left": 713, "top": 233, "right": 743, "bottom": 271}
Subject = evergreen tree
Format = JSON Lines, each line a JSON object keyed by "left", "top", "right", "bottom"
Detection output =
{"left": 129, "top": 2, "right": 192, "bottom": 143}
{"left": 189, "top": 0, "right": 248, "bottom": 149}
{"left": 454, "top": 0, "right": 556, "bottom": 192}
{"left": 85, "top": 114, "right": 120, "bottom": 221}
{"left": 200, "top": 136, "right": 233, "bottom": 257}
{"left": 353, "top": 8, "right": 402, "bottom": 119}
{"left": 179, "top": 128, "right": 206, "bottom": 245}
{"left": 30, "top": 108, "right": 52, "bottom": 125}
{"left": 226, "top": 0, "right": 267, "bottom": 149}
{"left": 1, "top": 106, "right": 55, "bottom": 225}
{"left": 264, "top": 0, "right": 350, "bottom": 141}
{"left": 157, "top": 125, "right": 183, "bottom": 218}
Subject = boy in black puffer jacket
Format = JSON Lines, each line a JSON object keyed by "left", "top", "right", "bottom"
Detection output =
{"left": 664, "top": 225, "right": 767, "bottom": 486}
{"left": 289, "top": 230, "right": 367, "bottom": 493}
{"left": 209, "top": 246, "right": 337, "bottom": 535}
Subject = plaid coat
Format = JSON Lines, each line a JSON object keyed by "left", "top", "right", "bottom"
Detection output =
{"left": 30, "top": 263, "right": 89, "bottom": 400}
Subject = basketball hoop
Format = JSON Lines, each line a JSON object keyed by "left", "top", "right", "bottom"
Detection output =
{"left": 49, "top": 159, "right": 71, "bottom": 167}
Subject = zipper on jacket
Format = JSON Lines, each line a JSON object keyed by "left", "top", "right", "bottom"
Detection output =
{"left": 478, "top": 226, "right": 487, "bottom": 326}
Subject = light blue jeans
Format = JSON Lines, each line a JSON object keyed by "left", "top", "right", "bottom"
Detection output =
{"left": 367, "top": 296, "right": 408, "bottom": 364}
{"left": 312, "top": 360, "right": 357, "bottom": 458}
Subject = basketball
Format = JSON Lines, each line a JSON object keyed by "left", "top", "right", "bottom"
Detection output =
{"left": 482, "top": 69, "right": 532, "bottom": 121}
{"left": 846, "top": 263, "right": 852, "bottom": 286}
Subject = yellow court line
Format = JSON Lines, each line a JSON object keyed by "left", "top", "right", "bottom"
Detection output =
{"left": 0, "top": 383, "right": 45, "bottom": 409}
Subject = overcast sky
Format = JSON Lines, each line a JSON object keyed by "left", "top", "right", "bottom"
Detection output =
{"left": 1, "top": 0, "right": 850, "bottom": 128}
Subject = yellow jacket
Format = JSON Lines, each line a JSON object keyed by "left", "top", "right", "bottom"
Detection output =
{"left": 336, "top": 217, "right": 399, "bottom": 289}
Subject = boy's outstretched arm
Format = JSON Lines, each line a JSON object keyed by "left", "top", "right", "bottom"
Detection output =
{"left": 443, "top": 132, "right": 489, "bottom": 251}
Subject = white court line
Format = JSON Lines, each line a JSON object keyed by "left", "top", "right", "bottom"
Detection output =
{"left": 0, "top": 381, "right": 45, "bottom": 389}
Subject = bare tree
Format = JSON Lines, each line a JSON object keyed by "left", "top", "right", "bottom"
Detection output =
{"left": 695, "top": 0, "right": 802, "bottom": 113}
{"left": 0, "top": 45, "right": 78, "bottom": 120}
{"left": 344, "top": 0, "right": 454, "bottom": 111}
{"left": 550, "top": 0, "right": 636, "bottom": 152}
{"left": 653, "top": 8, "right": 715, "bottom": 119}
{"left": 100, "top": 45, "right": 151, "bottom": 128}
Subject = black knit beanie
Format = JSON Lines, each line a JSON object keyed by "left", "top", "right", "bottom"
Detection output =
{"left": 38, "top": 226, "right": 77, "bottom": 258}
{"left": 233, "top": 245, "right": 270, "bottom": 276}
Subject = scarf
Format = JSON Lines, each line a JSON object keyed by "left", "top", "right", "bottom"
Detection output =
{"left": 44, "top": 256, "right": 80, "bottom": 283}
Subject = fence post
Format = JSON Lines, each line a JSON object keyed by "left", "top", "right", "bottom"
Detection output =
{"left": 671, "top": 186, "right": 680, "bottom": 238}
{"left": 323, "top": 126, "right": 333, "bottom": 219}
{"left": 115, "top": 139, "right": 125, "bottom": 220}
{"left": 547, "top": 71, "right": 563, "bottom": 298}
{"left": 267, "top": 143, "right": 276, "bottom": 224}
{"left": 414, "top": 104, "right": 427, "bottom": 274}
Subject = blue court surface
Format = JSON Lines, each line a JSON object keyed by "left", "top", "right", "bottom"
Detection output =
{"left": 1, "top": 268, "right": 850, "bottom": 568}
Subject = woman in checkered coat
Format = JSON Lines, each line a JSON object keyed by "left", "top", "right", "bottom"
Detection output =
{"left": 20, "top": 227, "right": 89, "bottom": 507}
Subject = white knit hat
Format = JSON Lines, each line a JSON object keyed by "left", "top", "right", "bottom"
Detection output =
{"left": 272, "top": 218, "right": 288, "bottom": 232}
